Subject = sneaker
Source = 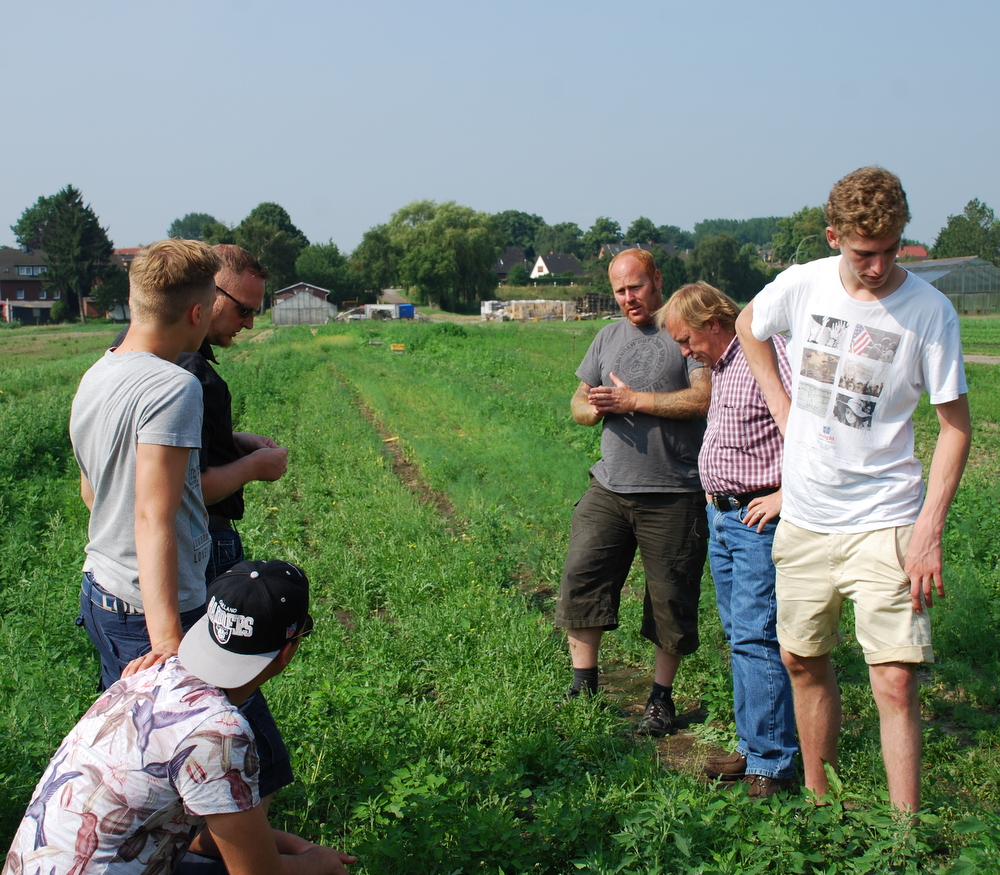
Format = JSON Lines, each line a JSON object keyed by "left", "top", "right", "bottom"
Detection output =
{"left": 703, "top": 751, "right": 747, "bottom": 781}
{"left": 564, "top": 684, "right": 596, "bottom": 700}
{"left": 739, "top": 774, "right": 794, "bottom": 799}
{"left": 635, "top": 692, "right": 677, "bottom": 737}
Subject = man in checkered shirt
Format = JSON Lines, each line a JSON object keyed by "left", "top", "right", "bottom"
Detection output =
{"left": 661, "top": 282, "right": 797, "bottom": 799}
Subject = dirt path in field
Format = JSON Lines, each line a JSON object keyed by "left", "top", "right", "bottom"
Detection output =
{"left": 345, "top": 385, "right": 456, "bottom": 520}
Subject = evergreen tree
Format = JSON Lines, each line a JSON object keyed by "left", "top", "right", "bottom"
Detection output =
{"left": 13, "top": 185, "right": 115, "bottom": 319}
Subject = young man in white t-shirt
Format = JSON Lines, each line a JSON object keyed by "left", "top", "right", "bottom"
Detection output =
{"left": 735, "top": 166, "right": 972, "bottom": 811}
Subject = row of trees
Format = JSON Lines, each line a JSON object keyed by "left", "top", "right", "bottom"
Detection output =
{"left": 12, "top": 189, "right": 1000, "bottom": 321}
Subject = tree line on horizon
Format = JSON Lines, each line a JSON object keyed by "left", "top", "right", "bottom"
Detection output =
{"left": 9, "top": 186, "right": 1000, "bottom": 320}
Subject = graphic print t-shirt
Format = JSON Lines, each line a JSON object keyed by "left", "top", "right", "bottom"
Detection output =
{"left": 751, "top": 256, "right": 966, "bottom": 532}
{"left": 577, "top": 320, "right": 705, "bottom": 493}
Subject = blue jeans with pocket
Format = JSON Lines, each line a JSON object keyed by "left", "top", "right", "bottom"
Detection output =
{"left": 707, "top": 503, "right": 797, "bottom": 779}
{"left": 78, "top": 572, "right": 205, "bottom": 693}
{"left": 205, "top": 527, "right": 245, "bottom": 585}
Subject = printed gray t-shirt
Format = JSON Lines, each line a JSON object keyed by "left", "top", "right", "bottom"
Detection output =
{"left": 577, "top": 320, "right": 706, "bottom": 493}
{"left": 70, "top": 350, "right": 210, "bottom": 611}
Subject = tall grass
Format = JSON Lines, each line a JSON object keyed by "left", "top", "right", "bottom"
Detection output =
{"left": 1, "top": 320, "right": 998, "bottom": 872}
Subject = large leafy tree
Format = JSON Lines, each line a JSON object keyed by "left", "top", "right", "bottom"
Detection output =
{"left": 11, "top": 194, "right": 59, "bottom": 249}
{"left": 931, "top": 199, "right": 1000, "bottom": 267}
{"left": 626, "top": 216, "right": 659, "bottom": 244}
{"left": 12, "top": 185, "right": 115, "bottom": 318}
{"left": 770, "top": 206, "right": 834, "bottom": 264}
{"left": 581, "top": 217, "right": 623, "bottom": 259}
{"left": 203, "top": 202, "right": 309, "bottom": 296}
{"left": 295, "top": 241, "right": 364, "bottom": 305}
{"left": 167, "top": 212, "right": 217, "bottom": 240}
{"left": 352, "top": 225, "right": 403, "bottom": 293}
{"left": 493, "top": 210, "right": 546, "bottom": 261}
{"left": 534, "top": 222, "right": 584, "bottom": 259}
{"left": 246, "top": 203, "right": 309, "bottom": 250}
{"left": 686, "top": 234, "right": 771, "bottom": 301}
{"left": 388, "top": 201, "right": 502, "bottom": 311}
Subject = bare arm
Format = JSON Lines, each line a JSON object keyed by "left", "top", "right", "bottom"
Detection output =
{"left": 80, "top": 473, "right": 94, "bottom": 511}
{"left": 904, "top": 394, "right": 972, "bottom": 612}
{"left": 201, "top": 447, "right": 288, "bottom": 505}
{"left": 735, "top": 302, "right": 791, "bottom": 434}
{"left": 587, "top": 367, "right": 711, "bottom": 420}
{"left": 570, "top": 381, "right": 603, "bottom": 426}
{"left": 205, "top": 806, "right": 356, "bottom": 875}
{"left": 122, "top": 443, "right": 191, "bottom": 678}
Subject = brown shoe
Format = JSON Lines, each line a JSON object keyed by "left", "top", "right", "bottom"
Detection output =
{"left": 741, "top": 774, "right": 794, "bottom": 799}
{"left": 703, "top": 751, "right": 747, "bottom": 781}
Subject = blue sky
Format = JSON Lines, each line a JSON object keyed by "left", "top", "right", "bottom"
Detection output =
{"left": 3, "top": 0, "right": 998, "bottom": 252}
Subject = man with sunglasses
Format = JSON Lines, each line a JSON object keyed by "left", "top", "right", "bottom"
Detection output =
{"left": 178, "top": 244, "right": 289, "bottom": 583}
{"left": 117, "top": 245, "right": 288, "bottom": 585}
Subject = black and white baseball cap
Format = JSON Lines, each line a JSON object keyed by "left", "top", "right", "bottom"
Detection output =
{"left": 179, "top": 560, "right": 313, "bottom": 688}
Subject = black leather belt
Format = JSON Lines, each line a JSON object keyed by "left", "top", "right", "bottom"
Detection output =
{"left": 711, "top": 486, "right": 779, "bottom": 511}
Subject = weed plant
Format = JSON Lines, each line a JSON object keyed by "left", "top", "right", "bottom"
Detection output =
{"left": 0, "top": 320, "right": 998, "bottom": 872}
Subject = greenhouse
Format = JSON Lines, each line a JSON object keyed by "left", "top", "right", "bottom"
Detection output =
{"left": 904, "top": 255, "right": 1000, "bottom": 313}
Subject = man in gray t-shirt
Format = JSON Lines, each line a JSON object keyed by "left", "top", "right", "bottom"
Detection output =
{"left": 555, "top": 248, "right": 710, "bottom": 736}
{"left": 71, "top": 240, "right": 218, "bottom": 691}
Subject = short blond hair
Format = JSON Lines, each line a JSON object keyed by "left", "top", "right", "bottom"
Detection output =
{"left": 657, "top": 281, "right": 741, "bottom": 333}
{"left": 825, "top": 166, "right": 910, "bottom": 240}
{"left": 608, "top": 247, "right": 658, "bottom": 282}
{"left": 129, "top": 239, "right": 221, "bottom": 324}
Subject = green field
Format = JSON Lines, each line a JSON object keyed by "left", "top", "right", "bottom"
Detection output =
{"left": 1, "top": 317, "right": 999, "bottom": 873}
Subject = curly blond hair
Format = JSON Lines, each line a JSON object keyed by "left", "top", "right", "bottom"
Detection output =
{"left": 825, "top": 166, "right": 910, "bottom": 239}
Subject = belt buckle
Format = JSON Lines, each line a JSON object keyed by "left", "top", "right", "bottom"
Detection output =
{"left": 715, "top": 494, "right": 741, "bottom": 511}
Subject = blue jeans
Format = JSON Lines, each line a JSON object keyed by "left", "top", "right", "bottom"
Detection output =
{"left": 707, "top": 503, "right": 797, "bottom": 779}
{"left": 205, "top": 527, "right": 245, "bottom": 585}
{"left": 78, "top": 572, "right": 206, "bottom": 692}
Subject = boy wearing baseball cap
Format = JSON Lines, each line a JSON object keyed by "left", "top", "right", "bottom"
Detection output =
{"left": 3, "top": 561, "right": 356, "bottom": 875}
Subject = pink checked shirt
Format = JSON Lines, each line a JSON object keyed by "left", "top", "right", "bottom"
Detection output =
{"left": 698, "top": 333, "right": 792, "bottom": 496}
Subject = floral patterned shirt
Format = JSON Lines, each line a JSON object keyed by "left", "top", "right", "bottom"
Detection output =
{"left": 3, "top": 658, "right": 259, "bottom": 875}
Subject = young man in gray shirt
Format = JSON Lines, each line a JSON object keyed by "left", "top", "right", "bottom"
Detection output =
{"left": 72, "top": 239, "right": 219, "bottom": 690}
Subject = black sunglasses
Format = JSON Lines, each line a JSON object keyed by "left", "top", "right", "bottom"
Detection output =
{"left": 216, "top": 285, "right": 257, "bottom": 319}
